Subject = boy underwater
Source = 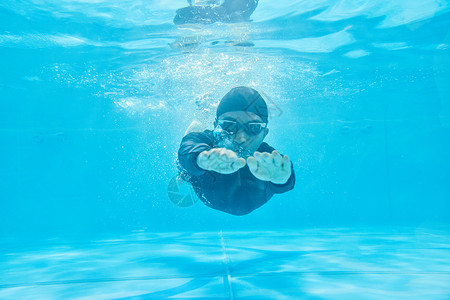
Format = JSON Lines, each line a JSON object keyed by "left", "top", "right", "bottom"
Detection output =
{"left": 177, "top": 87, "right": 295, "bottom": 215}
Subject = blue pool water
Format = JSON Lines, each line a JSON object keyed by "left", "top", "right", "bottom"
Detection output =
{"left": 1, "top": 0, "right": 450, "bottom": 298}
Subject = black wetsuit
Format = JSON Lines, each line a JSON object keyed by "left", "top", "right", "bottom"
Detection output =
{"left": 174, "top": 0, "right": 259, "bottom": 25}
{"left": 177, "top": 130, "right": 295, "bottom": 215}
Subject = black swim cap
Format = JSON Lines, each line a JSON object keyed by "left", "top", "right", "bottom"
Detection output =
{"left": 216, "top": 87, "right": 268, "bottom": 123}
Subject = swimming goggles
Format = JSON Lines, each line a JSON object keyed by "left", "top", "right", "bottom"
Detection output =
{"left": 216, "top": 119, "right": 267, "bottom": 135}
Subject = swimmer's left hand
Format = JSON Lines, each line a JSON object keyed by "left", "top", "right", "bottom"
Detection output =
{"left": 247, "top": 150, "right": 292, "bottom": 184}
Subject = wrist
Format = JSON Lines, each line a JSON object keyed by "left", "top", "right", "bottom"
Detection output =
{"left": 271, "top": 178, "right": 289, "bottom": 185}
{"left": 270, "top": 172, "right": 290, "bottom": 185}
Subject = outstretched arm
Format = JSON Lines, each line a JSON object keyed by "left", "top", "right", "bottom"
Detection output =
{"left": 178, "top": 130, "right": 245, "bottom": 176}
{"left": 247, "top": 150, "right": 291, "bottom": 184}
{"left": 246, "top": 143, "right": 296, "bottom": 194}
{"left": 197, "top": 148, "right": 246, "bottom": 174}
{"left": 178, "top": 131, "right": 215, "bottom": 176}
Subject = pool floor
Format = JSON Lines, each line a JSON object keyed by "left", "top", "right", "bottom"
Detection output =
{"left": 1, "top": 228, "right": 449, "bottom": 299}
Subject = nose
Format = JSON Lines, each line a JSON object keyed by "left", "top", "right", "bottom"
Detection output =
{"left": 234, "top": 130, "right": 247, "bottom": 145}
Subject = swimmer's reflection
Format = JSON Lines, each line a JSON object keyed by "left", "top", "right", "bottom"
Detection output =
{"left": 174, "top": 0, "right": 259, "bottom": 25}
{"left": 171, "top": 0, "right": 258, "bottom": 49}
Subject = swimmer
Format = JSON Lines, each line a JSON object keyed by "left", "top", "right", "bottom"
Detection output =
{"left": 177, "top": 86, "right": 295, "bottom": 215}
{"left": 174, "top": 0, "right": 259, "bottom": 25}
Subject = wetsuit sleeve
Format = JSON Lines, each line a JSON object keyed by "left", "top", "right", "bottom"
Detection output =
{"left": 257, "top": 142, "right": 296, "bottom": 194}
{"left": 178, "top": 130, "right": 216, "bottom": 177}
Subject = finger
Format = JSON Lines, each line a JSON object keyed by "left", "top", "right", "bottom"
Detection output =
{"left": 281, "top": 155, "right": 291, "bottom": 169}
{"left": 252, "top": 152, "right": 265, "bottom": 164}
{"left": 224, "top": 149, "right": 239, "bottom": 161}
{"left": 253, "top": 154, "right": 267, "bottom": 165}
{"left": 215, "top": 148, "right": 228, "bottom": 159}
{"left": 253, "top": 151, "right": 261, "bottom": 158}
{"left": 197, "top": 152, "right": 210, "bottom": 167}
{"left": 226, "top": 149, "right": 238, "bottom": 159}
{"left": 260, "top": 152, "right": 271, "bottom": 163}
{"left": 232, "top": 158, "right": 246, "bottom": 170}
{"left": 198, "top": 151, "right": 209, "bottom": 160}
{"left": 197, "top": 153, "right": 207, "bottom": 169}
{"left": 220, "top": 151, "right": 238, "bottom": 165}
{"left": 208, "top": 149, "right": 219, "bottom": 160}
{"left": 237, "top": 157, "right": 246, "bottom": 167}
{"left": 219, "top": 150, "right": 229, "bottom": 159}
{"left": 253, "top": 151, "right": 267, "bottom": 161}
{"left": 272, "top": 150, "right": 282, "bottom": 159}
{"left": 273, "top": 151, "right": 282, "bottom": 167}
{"left": 247, "top": 156, "right": 258, "bottom": 172}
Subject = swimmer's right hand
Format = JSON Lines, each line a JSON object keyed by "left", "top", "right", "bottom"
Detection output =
{"left": 197, "top": 148, "right": 246, "bottom": 174}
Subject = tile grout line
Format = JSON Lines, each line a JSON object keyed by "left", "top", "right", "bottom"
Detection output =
{"left": 219, "top": 231, "right": 234, "bottom": 300}
{"left": 1, "top": 271, "right": 449, "bottom": 289}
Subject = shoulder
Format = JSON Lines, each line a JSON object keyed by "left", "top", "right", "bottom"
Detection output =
{"left": 182, "top": 129, "right": 215, "bottom": 144}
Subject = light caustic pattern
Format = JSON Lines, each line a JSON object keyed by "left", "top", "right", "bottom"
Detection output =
{"left": 0, "top": 228, "right": 449, "bottom": 299}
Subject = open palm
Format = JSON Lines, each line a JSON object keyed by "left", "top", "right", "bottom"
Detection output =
{"left": 247, "top": 150, "right": 291, "bottom": 184}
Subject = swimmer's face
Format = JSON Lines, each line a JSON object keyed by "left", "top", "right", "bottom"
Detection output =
{"left": 214, "top": 111, "right": 269, "bottom": 155}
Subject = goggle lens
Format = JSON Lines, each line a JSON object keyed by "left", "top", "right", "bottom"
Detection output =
{"left": 218, "top": 120, "right": 266, "bottom": 135}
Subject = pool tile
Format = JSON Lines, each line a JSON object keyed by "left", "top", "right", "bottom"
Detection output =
{"left": 231, "top": 273, "right": 450, "bottom": 299}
